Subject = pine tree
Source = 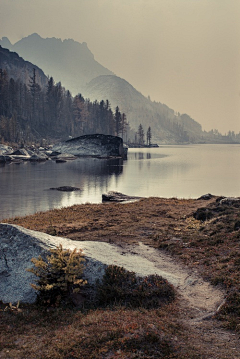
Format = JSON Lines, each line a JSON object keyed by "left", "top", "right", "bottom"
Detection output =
{"left": 27, "top": 245, "right": 87, "bottom": 305}
{"left": 138, "top": 124, "right": 145, "bottom": 145}
{"left": 146, "top": 126, "right": 152, "bottom": 146}
{"left": 114, "top": 106, "right": 122, "bottom": 136}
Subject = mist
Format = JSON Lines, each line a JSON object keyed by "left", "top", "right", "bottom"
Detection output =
{"left": 0, "top": 0, "right": 239, "bottom": 133}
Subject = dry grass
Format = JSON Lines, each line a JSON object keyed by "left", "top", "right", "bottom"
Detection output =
{"left": 2, "top": 196, "right": 240, "bottom": 357}
{"left": 0, "top": 302, "right": 202, "bottom": 359}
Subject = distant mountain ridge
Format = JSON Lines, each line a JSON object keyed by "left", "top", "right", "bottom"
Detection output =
{"left": 0, "top": 34, "right": 114, "bottom": 94}
{"left": 0, "top": 33, "right": 204, "bottom": 143}
{"left": 0, "top": 45, "right": 48, "bottom": 88}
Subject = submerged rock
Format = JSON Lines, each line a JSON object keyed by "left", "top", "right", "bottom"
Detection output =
{"left": 49, "top": 186, "right": 81, "bottom": 191}
{"left": 52, "top": 134, "right": 126, "bottom": 158}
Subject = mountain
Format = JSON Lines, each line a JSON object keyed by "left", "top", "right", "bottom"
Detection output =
{"left": 0, "top": 34, "right": 204, "bottom": 143}
{"left": 0, "top": 34, "right": 114, "bottom": 95}
{"left": 0, "top": 45, "right": 48, "bottom": 88}
{"left": 83, "top": 75, "right": 202, "bottom": 143}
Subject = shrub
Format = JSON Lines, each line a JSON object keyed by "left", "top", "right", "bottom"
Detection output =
{"left": 27, "top": 245, "right": 87, "bottom": 306}
{"left": 96, "top": 265, "right": 176, "bottom": 308}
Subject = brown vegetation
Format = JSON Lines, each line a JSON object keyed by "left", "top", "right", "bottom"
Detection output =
{"left": 2, "top": 196, "right": 240, "bottom": 358}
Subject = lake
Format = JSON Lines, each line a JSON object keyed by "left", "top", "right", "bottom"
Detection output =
{"left": 0, "top": 144, "right": 239, "bottom": 220}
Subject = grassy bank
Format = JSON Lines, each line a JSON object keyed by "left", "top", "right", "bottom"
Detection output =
{"left": 1, "top": 196, "right": 240, "bottom": 357}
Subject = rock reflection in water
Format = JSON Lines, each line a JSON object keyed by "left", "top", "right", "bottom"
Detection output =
{"left": 0, "top": 157, "right": 124, "bottom": 220}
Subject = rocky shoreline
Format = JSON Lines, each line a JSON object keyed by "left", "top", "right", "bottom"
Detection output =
{"left": 0, "top": 134, "right": 128, "bottom": 165}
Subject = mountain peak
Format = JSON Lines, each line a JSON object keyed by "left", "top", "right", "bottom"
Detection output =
{"left": 0, "top": 33, "right": 114, "bottom": 94}
{"left": 0, "top": 37, "right": 12, "bottom": 48}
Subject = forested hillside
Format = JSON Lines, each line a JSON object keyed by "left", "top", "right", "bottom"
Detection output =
{"left": 0, "top": 34, "right": 205, "bottom": 144}
{"left": 84, "top": 75, "right": 203, "bottom": 143}
{"left": 0, "top": 48, "right": 127, "bottom": 145}
{"left": 1, "top": 44, "right": 239, "bottom": 146}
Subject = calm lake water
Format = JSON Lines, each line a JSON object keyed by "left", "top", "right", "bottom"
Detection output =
{"left": 0, "top": 144, "right": 239, "bottom": 220}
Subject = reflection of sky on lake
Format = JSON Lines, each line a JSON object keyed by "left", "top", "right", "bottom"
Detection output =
{"left": 0, "top": 144, "right": 239, "bottom": 219}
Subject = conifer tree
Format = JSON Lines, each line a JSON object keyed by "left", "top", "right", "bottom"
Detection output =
{"left": 28, "top": 245, "right": 87, "bottom": 305}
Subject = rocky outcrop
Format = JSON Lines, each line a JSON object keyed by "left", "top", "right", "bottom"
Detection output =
{"left": 0, "top": 224, "right": 107, "bottom": 304}
{"left": 219, "top": 197, "right": 240, "bottom": 206}
{"left": 52, "top": 134, "right": 125, "bottom": 158}
{"left": 102, "top": 191, "right": 142, "bottom": 202}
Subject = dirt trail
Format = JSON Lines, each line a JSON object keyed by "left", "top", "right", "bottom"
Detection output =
{"left": 79, "top": 240, "right": 240, "bottom": 358}
{"left": 118, "top": 242, "right": 240, "bottom": 359}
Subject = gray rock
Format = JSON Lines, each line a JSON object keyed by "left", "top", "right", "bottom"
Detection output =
{"left": 219, "top": 197, "right": 240, "bottom": 206}
{"left": 49, "top": 186, "right": 81, "bottom": 192}
{"left": 0, "top": 224, "right": 107, "bottom": 304}
{"left": 55, "top": 153, "right": 77, "bottom": 161}
{"left": 52, "top": 134, "right": 125, "bottom": 158}
{"left": 197, "top": 193, "right": 213, "bottom": 200}
{"left": 102, "top": 191, "right": 141, "bottom": 202}
{"left": 0, "top": 144, "right": 13, "bottom": 155}
{"left": 11, "top": 148, "right": 30, "bottom": 156}
{"left": 29, "top": 153, "right": 48, "bottom": 162}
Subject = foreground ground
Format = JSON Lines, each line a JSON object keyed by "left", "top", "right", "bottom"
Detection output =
{"left": 1, "top": 196, "right": 240, "bottom": 358}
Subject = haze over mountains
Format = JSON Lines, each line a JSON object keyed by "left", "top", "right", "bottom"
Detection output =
{"left": 0, "top": 34, "right": 237, "bottom": 144}
{"left": 0, "top": 33, "right": 114, "bottom": 95}
{"left": 0, "top": 45, "right": 47, "bottom": 89}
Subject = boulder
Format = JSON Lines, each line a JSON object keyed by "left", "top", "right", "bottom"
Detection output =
{"left": 52, "top": 134, "right": 126, "bottom": 158}
{"left": 49, "top": 186, "right": 81, "bottom": 192}
{"left": 29, "top": 153, "right": 48, "bottom": 162}
{"left": 0, "top": 144, "right": 13, "bottom": 155}
{"left": 0, "top": 224, "right": 107, "bottom": 304}
{"left": 102, "top": 191, "right": 142, "bottom": 202}
{"left": 55, "top": 153, "right": 77, "bottom": 161}
{"left": 197, "top": 193, "right": 213, "bottom": 200}
{"left": 11, "top": 148, "right": 30, "bottom": 156}
{"left": 219, "top": 197, "right": 240, "bottom": 206}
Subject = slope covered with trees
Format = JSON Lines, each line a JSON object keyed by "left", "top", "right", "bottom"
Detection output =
{"left": 0, "top": 47, "right": 127, "bottom": 145}
{"left": 84, "top": 75, "right": 203, "bottom": 144}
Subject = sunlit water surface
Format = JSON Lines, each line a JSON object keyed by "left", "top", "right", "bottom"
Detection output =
{"left": 0, "top": 144, "right": 239, "bottom": 220}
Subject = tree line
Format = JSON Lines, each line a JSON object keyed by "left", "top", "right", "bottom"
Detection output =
{"left": 0, "top": 68, "right": 130, "bottom": 145}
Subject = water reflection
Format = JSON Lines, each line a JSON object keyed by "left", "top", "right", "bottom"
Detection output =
{"left": 0, "top": 157, "right": 124, "bottom": 220}
{"left": 132, "top": 152, "right": 152, "bottom": 160}
{"left": 1, "top": 145, "right": 239, "bottom": 220}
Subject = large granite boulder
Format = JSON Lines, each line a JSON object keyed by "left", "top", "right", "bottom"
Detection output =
{"left": 0, "top": 224, "right": 107, "bottom": 304}
{"left": 52, "top": 134, "right": 125, "bottom": 158}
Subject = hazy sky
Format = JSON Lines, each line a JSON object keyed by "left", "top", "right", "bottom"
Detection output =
{"left": 0, "top": 0, "right": 239, "bottom": 133}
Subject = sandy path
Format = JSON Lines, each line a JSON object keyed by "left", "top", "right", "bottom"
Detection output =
{"left": 79, "top": 241, "right": 224, "bottom": 317}
{"left": 79, "top": 240, "right": 240, "bottom": 358}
